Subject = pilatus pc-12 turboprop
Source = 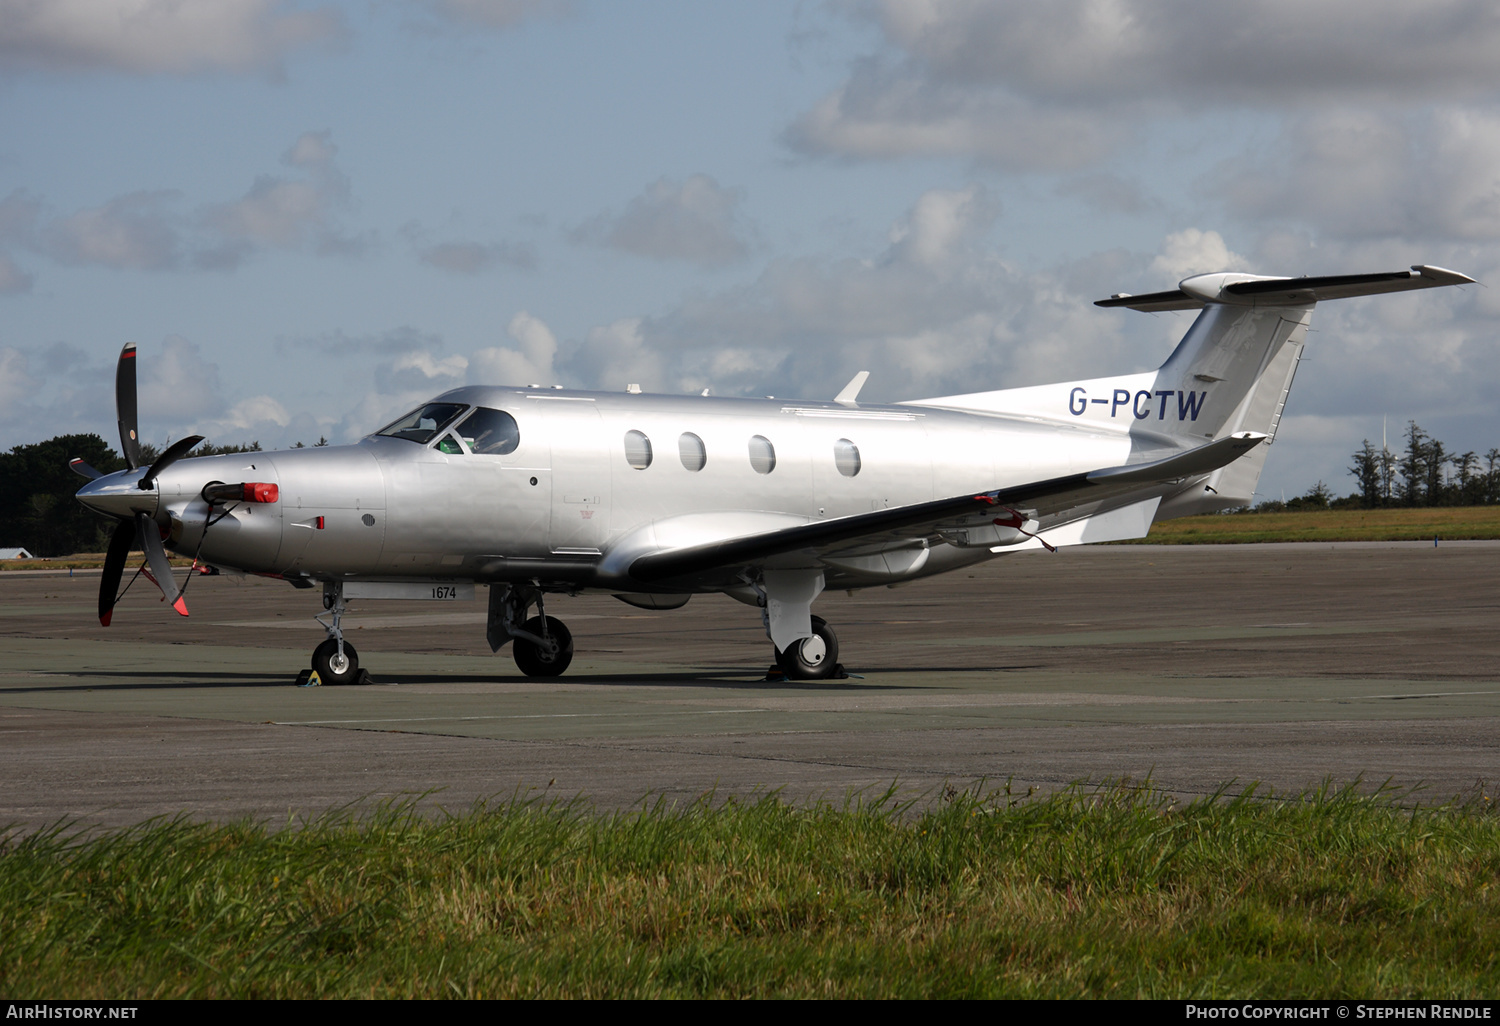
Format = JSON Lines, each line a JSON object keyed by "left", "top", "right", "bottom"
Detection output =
{"left": 73, "top": 265, "right": 1472, "bottom": 683}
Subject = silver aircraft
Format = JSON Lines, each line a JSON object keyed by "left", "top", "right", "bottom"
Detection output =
{"left": 73, "top": 265, "right": 1473, "bottom": 683}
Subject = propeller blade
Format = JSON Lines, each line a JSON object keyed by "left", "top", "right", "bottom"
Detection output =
{"left": 116, "top": 343, "right": 142, "bottom": 471}
{"left": 69, "top": 457, "right": 104, "bottom": 481}
{"left": 99, "top": 518, "right": 137, "bottom": 627}
{"left": 136, "top": 512, "right": 188, "bottom": 617}
{"left": 139, "top": 435, "right": 203, "bottom": 490}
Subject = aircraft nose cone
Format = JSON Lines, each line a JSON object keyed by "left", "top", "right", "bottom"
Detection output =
{"left": 75, "top": 469, "right": 157, "bottom": 519}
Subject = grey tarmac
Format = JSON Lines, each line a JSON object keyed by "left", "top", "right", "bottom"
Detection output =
{"left": 1, "top": 541, "right": 1497, "bottom": 830}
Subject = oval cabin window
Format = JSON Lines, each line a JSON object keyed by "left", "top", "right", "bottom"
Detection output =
{"left": 748, "top": 435, "right": 776, "bottom": 475}
{"left": 624, "top": 430, "right": 653, "bottom": 470}
{"left": 679, "top": 432, "right": 707, "bottom": 472}
{"left": 834, "top": 438, "right": 861, "bottom": 477}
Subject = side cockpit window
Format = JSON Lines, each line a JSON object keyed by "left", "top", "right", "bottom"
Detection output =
{"left": 377, "top": 403, "right": 468, "bottom": 444}
{"left": 456, "top": 407, "right": 521, "bottom": 455}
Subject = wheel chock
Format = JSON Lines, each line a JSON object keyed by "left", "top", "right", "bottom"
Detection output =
{"left": 354, "top": 669, "right": 372, "bottom": 686}
{"left": 296, "top": 669, "right": 322, "bottom": 687}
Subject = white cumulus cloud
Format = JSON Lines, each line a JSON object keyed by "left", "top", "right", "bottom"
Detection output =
{"left": 470, "top": 311, "right": 558, "bottom": 385}
{"left": 0, "top": 0, "right": 344, "bottom": 76}
{"left": 574, "top": 175, "right": 751, "bottom": 267}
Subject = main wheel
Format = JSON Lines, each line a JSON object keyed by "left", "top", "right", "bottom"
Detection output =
{"left": 312, "top": 638, "right": 360, "bottom": 685}
{"left": 513, "top": 615, "right": 574, "bottom": 677}
{"left": 776, "top": 615, "right": 839, "bottom": 680}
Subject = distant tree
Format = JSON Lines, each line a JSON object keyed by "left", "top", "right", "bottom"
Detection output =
{"left": 1455, "top": 450, "right": 1483, "bottom": 505}
{"left": 1349, "top": 440, "right": 1382, "bottom": 508}
{"left": 1425, "top": 436, "right": 1450, "bottom": 505}
{"left": 0, "top": 434, "right": 127, "bottom": 556}
{"left": 195, "top": 440, "right": 261, "bottom": 456}
{"left": 1400, "top": 421, "right": 1429, "bottom": 506}
{"left": 1285, "top": 481, "right": 1333, "bottom": 511}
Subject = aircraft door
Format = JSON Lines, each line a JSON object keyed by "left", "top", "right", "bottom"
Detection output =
{"left": 536, "top": 400, "right": 611, "bottom": 553}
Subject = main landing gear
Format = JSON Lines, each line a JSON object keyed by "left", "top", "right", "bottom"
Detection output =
{"left": 751, "top": 570, "right": 845, "bottom": 681}
{"left": 775, "top": 614, "right": 840, "bottom": 680}
{"left": 487, "top": 583, "right": 575, "bottom": 677}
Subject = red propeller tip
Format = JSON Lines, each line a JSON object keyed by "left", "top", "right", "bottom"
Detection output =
{"left": 100, "top": 612, "right": 113, "bottom": 627}
{"left": 172, "top": 597, "right": 189, "bottom": 617}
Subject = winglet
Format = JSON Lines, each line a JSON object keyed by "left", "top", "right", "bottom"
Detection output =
{"left": 834, "top": 371, "right": 870, "bottom": 407}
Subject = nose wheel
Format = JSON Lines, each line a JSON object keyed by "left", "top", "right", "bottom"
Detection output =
{"left": 303, "top": 581, "right": 368, "bottom": 685}
{"left": 775, "top": 615, "right": 840, "bottom": 680}
{"left": 312, "top": 637, "right": 361, "bottom": 685}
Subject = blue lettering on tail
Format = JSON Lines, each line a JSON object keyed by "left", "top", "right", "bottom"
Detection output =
{"left": 1178, "top": 390, "right": 1207, "bottom": 421}
{"left": 1064, "top": 385, "right": 1210, "bottom": 421}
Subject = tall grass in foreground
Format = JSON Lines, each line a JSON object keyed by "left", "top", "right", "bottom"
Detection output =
{"left": 2, "top": 783, "right": 1497, "bottom": 998}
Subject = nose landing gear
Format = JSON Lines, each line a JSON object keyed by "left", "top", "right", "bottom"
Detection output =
{"left": 303, "top": 581, "right": 366, "bottom": 685}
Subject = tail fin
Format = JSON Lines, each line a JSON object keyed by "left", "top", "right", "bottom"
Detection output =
{"left": 906, "top": 264, "right": 1473, "bottom": 516}
{"left": 1112, "top": 266, "right": 1472, "bottom": 515}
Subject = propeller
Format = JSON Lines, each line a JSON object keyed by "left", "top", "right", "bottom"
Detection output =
{"left": 141, "top": 434, "right": 205, "bottom": 490}
{"left": 88, "top": 343, "right": 198, "bottom": 626}
{"left": 116, "top": 342, "right": 142, "bottom": 471}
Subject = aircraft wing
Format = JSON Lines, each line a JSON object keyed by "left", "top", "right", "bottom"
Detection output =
{"left": 627, "top": 432, "right": 1265, "bottom": 585}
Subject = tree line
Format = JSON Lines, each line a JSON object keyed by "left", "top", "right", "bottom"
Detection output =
{"left": 1248, "top": 420, "right": 1500, "bottom": 513}
{"left": 0, "top": 433, "right": 324, "bottom": 558}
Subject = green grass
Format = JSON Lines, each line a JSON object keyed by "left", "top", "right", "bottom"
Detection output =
{"left": 3, "top": 783, "right": 1497, "bottom": 998}
{"left": 1132, "top": 505, "right": 1500, "bottom": 544}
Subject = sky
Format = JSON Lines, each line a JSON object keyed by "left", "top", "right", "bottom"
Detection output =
{"left": 4, "top": 0, "right": 1500, "bottom": 503}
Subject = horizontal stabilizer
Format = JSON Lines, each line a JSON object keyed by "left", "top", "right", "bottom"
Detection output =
{"left": 1096, "top": 265, "right": 1474, "bottom": 312}
{"left": 1088, "top": 432, "right": 1266, "bottom": 485}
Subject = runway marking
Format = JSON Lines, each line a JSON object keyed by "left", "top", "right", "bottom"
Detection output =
{"left": 275, "top": 709, "right": 771, "bottom": 726}
{"left": 921, "top": 624, "right": 1382, "bottom": 647}
{"left": 1363, "top": 690, "right": 1500, "bottom": 700}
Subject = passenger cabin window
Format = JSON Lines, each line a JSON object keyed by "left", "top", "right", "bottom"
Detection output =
{"left": 679, "top": 432, "right": 706, "bottom": 472}
{"left": 455, "top": 407, "right": 521, "bottom": 455}
{"left": 834, "top": 438, "right": 861, "bottom": 477}
{"left": 377, "top": 403, "right": 468, "bottom": 444}
{"left": 624, "top": 430, "right": 653, "bottom": 470}
{"left": 748, "top": 435, "right": 776, "bottom": 474}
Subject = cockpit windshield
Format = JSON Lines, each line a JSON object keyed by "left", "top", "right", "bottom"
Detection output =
{"left": 375, "top": 403, "right": 468, "bottom": 444}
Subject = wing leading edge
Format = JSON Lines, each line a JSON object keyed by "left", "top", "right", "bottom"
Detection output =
{"left": 627, "top": 432, "right": 1266, "bottom": 585}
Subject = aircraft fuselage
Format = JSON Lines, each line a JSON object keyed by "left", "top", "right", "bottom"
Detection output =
{"left": 116, "top": 386, "right": 1151, "bottom": 594}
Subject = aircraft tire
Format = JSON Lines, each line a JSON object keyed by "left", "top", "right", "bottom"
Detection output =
{"left": 776, "top": 615, "right": 839, "bottom": 680}
{"left": 513, "top": 615, "right": 574, "bottom": 677}
{"left": 312, "top": 638, "right": 360, "bottom": 685}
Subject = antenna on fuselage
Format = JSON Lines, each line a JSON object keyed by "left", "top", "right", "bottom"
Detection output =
{"left": 834, "top": 371, "right": 870, "bottom": 407}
